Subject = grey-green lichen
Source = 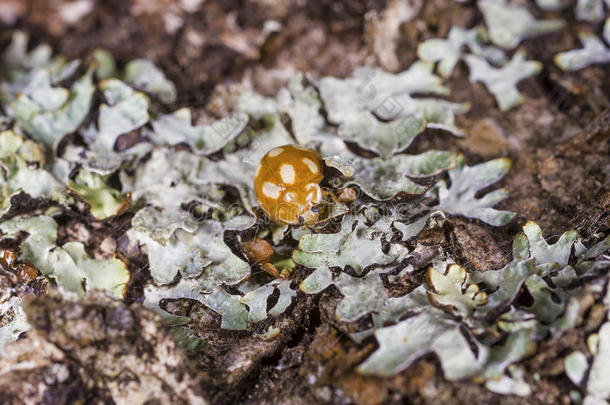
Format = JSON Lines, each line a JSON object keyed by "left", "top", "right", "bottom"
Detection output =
{"left": 354, "top": 223, "right": 608, "bottom": 393}
{"left": 465, "top": 51, "right": 542, "bottom": 111}
{"left": 0, "top": 215, "right": 129, "bottom": 298}
{"left": 478, "top": 0, "right": 565, "bottom": 49}
{"left": 418, "top": 25, "right": 506, "bottom": 78}
{"left": 0, "top": 297, "right": 29, "bottom": 357}
{"left": 554, "top": 19, "right": 610, "bottom": 71}
{"left": 575, "top": 0, "right": 608, "bottom": 21}
{"left": 0, "top": 1, "right": 608, "bottom": 397}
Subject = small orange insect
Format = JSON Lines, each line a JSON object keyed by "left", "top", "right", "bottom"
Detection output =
{"left": 254, "top": 145, "right": 324, "bottom": 225}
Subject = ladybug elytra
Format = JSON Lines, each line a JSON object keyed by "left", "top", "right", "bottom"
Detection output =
{"left": 254, "top": 145, "right": 324, "bottom": 225}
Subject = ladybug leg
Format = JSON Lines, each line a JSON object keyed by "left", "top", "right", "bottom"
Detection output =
{"left": 320, "top": 187, "right": 340, "bottom": 204}
{"left": 320, "top": 186, "right": 357, "bottom": 204}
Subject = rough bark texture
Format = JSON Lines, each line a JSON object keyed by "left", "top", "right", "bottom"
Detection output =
{"left": 0, "top": 290, "right": 208, "bottom": 404}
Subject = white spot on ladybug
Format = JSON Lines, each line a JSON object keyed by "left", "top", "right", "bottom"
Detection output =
{"left": 283, "top": 191, "right": 296, "bottom": 202}
{"left": 268, "top": 147, "right": 284, "bottom": 157}
{"left": 263, "top": 182, "right": 281, "bottom": 199}
{"left": 280, "top": 164, "right": 296, "bottom": 184}
{"left": 304, "top": 183, "right": 322, "bottom": 204}
{"left": 302, "top": 158, "right": 318, "bottom": 174}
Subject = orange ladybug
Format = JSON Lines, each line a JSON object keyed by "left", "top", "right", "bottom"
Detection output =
{"left": 254, "top": 145, "right": 324, "bottom": 225}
